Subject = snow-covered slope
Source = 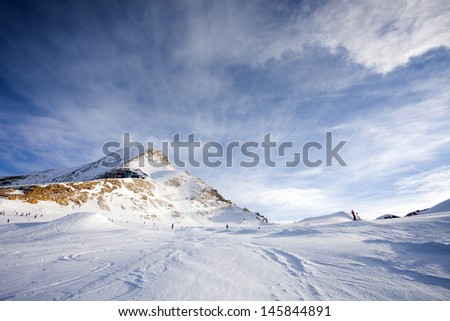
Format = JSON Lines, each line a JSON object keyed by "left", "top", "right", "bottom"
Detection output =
{"left": 422, "top": 198, "right": 450, "bottom": 215}
{"left": 0, "top": 149, "right": 266, "bottom": 225}
{"left": 46, "top": 212, "right": 122, "bottom": 233}
{"left": 298, "top": 211, "right": 353, "bottom": 225}
{"left": 0, "top": 210, "right": 448, "bottom": 300}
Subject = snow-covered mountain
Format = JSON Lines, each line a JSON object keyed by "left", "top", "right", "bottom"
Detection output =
{"left": 0, "top": 149, "right": 267, "bottom": 226}
{"left": 0, "top": 148, "right": 168, "bottom": 185}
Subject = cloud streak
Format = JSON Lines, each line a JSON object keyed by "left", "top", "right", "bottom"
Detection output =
{"left": 258, "top": 0, "right": 450, "bottom": 73}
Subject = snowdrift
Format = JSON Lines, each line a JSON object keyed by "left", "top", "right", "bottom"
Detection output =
{"left": 47, "top": 212, "right": 122, "bottom": 233}
{"left": 1, "top": 212, "right": 123, "bottom": 242}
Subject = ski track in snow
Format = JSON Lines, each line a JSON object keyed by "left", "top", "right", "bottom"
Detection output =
{"left": 256, "top": 246, "right": 321, "bottom": 300}
{"left": 0, "top": 212, "right": 449, "bottom": 300}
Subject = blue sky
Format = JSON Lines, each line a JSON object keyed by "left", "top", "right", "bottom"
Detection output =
{"left": 1, "top": 0, "right": 449, "bottom": 220}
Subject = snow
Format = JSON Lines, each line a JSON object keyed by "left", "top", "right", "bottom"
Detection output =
{"left": 0, "top": 210, "right": 448, "bottom": 300}
{"left": 298, "top": 211, "right": 353, "bottom": 225}
{"left": 43, "top": 212, "right": 123, "bottom": 233}
{"left": 422, "top": 198, "right": 450, "bottom": 215}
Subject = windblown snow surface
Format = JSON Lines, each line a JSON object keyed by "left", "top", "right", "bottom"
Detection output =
{"left": 0, "top": 209, "right": 449, "bottom": 301}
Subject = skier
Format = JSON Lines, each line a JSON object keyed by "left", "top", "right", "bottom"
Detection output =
{"left": 226, "top": 224, "right": 229, "bottom": 229}
{"left": 171, "top": 223, "right": 174, "bottom": 229}
{"left": 351, "top": 210, "right": 357, "bottom": 221}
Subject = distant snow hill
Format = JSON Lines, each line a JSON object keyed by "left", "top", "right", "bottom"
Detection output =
{"left": 298, "top": 198, "right": 450, "bottom": 223}
{"left": 0, "top": 149, "right": 267, "bottom": 226}
{"left": 422, "top": 198, "right": 450, "bottom": 215}
{"left": 392, "top": 198, "right": 450, "bottom": 218}
{"left": 376, "top": 214, "right": 400, "bottom": 220}
{"left": 298, "top": 211, "right": 353, "bottom": 225}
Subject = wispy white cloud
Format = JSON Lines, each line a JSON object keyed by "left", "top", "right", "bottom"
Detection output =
{"left": 343, "top": 98, "right": 450, "bottom": 177}
{"left": 259, "top": 0, "right": 450, "bottom": 73}
{"left": 383, "top": 165, "right": 450, "bottom": 216}
{"left": 396, "top": 166, "right": 450, "bottom": 195}
{"left": 203, "top": 167, "right": 341, "bottom": 220}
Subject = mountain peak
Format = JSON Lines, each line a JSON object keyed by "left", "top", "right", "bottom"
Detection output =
{"left": 102, "top": 147, "right": 170, "bottom": 168}
{"left": 0, "top": 147, "right": 171, "bottom": 186}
